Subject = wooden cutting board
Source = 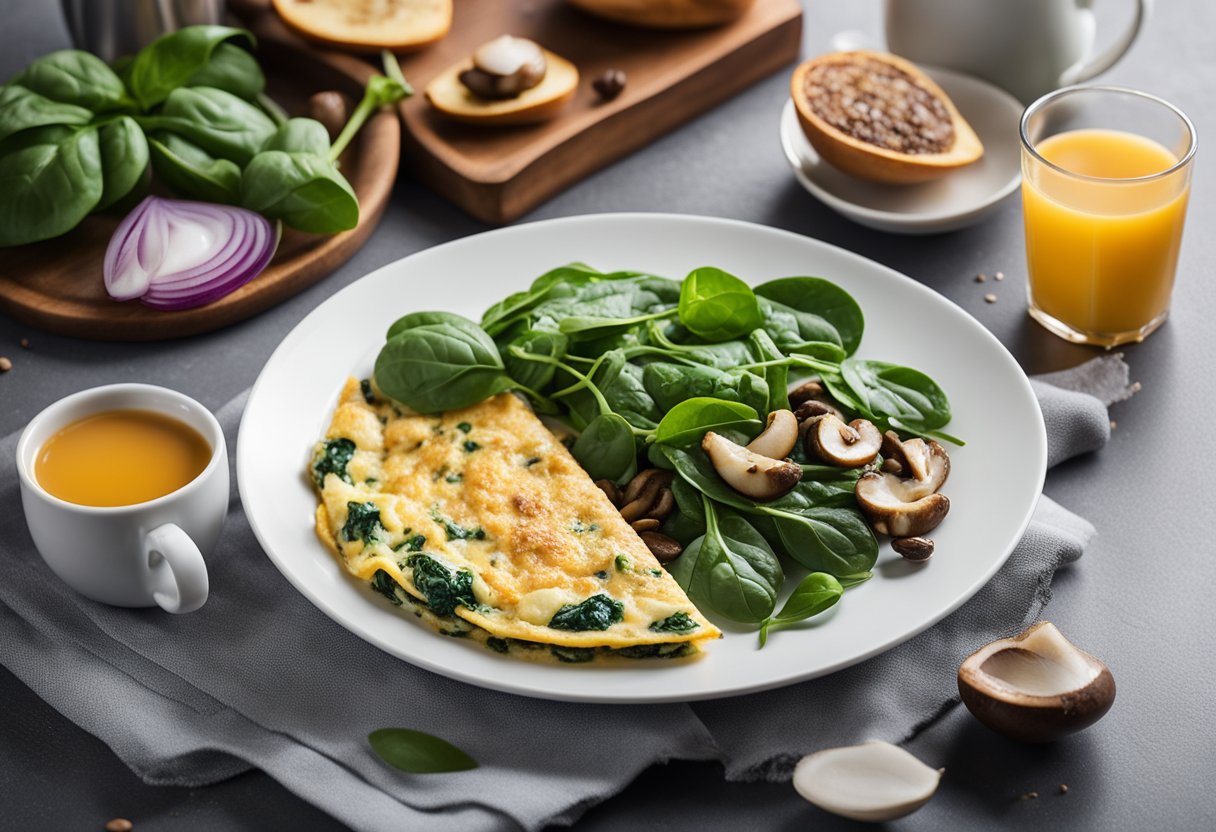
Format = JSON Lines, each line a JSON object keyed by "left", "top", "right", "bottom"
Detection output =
{"left": 235, "top": 0, "right": 803, "bottom": 223}
{"left": 0, "top": 40, "right": 399, "bottom": 342}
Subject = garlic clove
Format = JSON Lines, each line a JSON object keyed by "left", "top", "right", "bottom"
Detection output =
{"left": 793, "top": 740, "right": 942, "bottom": 822}
{"left": 958, "top": 621, "right": 1116, "bottom": 743}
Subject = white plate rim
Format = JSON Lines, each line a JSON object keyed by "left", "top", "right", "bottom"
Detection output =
{"left": 779, "top": 67, "right": 1025, "bottom": 229}
{"left": 237, "top": 213, "right": 1046, "bottom": 704}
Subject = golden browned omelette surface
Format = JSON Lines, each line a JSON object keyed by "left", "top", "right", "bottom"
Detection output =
{"left": 311, "top": 378, "right": 719, "bottom": 663}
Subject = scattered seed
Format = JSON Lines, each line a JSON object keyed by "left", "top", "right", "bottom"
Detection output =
{"left": 984, "top": 293, "right": 997, "bottom": 304}
{"left": 0, "top": 356, "right": 11, "bottom": 372}
{"left": 20, "top": 337, "right": 30, "bottom": 349}
{"left": 995, "top": 271, "right": 1006, "bottom": 281}
{"left": 1059, "top": 784, "right": 1069, "bottom": 795}
{"left": 974, "top": 273, "right": 987, "bottom": 283}
{"left": 105, "top": 820, "right": 134, "bottom": 832}
{"left": 630, "top": 517, "right": 660, "bottom": 532}
{"left": 592, "top": 69, "right": 627, "bottom": 101}
{"left": 1130, "top": 381, "right": 1142, "bottom": 394}
{"left": 892, "top": 536, "right": 934, "bottom": 561}
{"left": 1019, "top": 791, "right": 1039, "bottom": 801}
{"left": 1109, "top": 420, "right": 1117, "bottom": 430}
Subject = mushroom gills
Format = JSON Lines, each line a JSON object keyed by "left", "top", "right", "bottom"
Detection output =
{"left": 792, "top": 740, "right": 942, "bottom": 822}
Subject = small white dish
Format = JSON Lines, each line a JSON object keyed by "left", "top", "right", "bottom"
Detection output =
{"left": 780, "top": 67, "right": 1025, "bottom": 234}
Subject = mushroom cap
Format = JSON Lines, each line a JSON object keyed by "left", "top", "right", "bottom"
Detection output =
{"left": 855, "top": 472, "right": 950, "bottom": 537}
{"left": 701, "top": 431, "right": 802, "bottom": 501}
{"left": 745, "top": 409, "right": 799, "bottom": 460}
{"left": 808, "top": 415, "right": 882, "bottom": 468}
{"left": 792, "top": 740, "right": 942, "bottom": 822}
{"left": 958, "top": 621, "right": 1116, "bottom": 743}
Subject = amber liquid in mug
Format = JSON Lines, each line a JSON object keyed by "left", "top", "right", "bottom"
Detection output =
{"left": 35, "top": 410, "right": 212, "bottom": 507}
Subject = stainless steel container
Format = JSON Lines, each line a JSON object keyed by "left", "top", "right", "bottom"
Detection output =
{"left": 60, "top": 0, "right": 225, "bottom": 63}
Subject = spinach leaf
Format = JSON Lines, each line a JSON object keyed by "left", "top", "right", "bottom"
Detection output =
{"left": 126, "top": 25, "right": 255, "bottom": 109}
{"left": 184, "top": 41, "right": 265, "bottom": 100}
{"left": 261, "top": 117, "right": 331, "bottom": 154}
{"left": 240, "top": 148, "right": 358, "bottom": 233}
{"left": 375, "top": 316, "right": 517, "bottom": 413}
{"left": 749, "top": 329, "right": 790, "bottom": 415}
{"left": 0, "top": 84, "right": 92, "bottom": 143}
{"left": 652, "top": 397, "right": 761, "bottom": 448}
{"left": 312, "top": 438, "right": 355, "bottom": 486}
{"left": 758, "top": 572, "right": 843, "bottom": 647}
{"left": 840, "top": 359, "right": 952, "bottom": 432}
{"left": 670, "top": 500, "right": 783, "bottom": 624}
{"left": 599, "top": 361, "right": 662, "bottom": 429}
{"left": 0, "top": 124, "right": 101, "bottom": 246}
{"left": 642, "top": 362, "right": 770, "bottom": 416}
{"left": 571, "top": 413, "right": 636, "bottom": 484}
{"left": 659, "top": 476, "right": 707, "bottom": 545}
{"left": 405, "top": 554, "right": 477, "bottom": 616}
{"left": 678, "top": 266, "right": 764, "bottom": 342}
{"left": 148, "top": 132, "right": 241, "bottom": 203}
{"left": 385, "top": 310, "right": 476, "bottom": 340}
{"left": 757, "top": 504, "right": 878, "bottom": 576}
{"left": 368, "top": 727, "right": 478, "bottom": 774}
{"left": 548, "top": 593, "right": 625, "bottom": 631}
{"left": 10, "top": 50, "right": 133, "bottom": 112}
{"left": 649, "top": 611, "right": 700, "bottom": 633}
{"left": 342, "top": 501, "right": 385, "bottom": 545}
{"left": 755, "top": 277, "right": 865, "bottom": 356}
{"left": 430, "top": 510, "right": 486, "bottom": 541}
{"left": 94, "top": 116, "right": 148, "bottom": 211}
{"left": 143, "top": 86, "right": 276, "bottom": 165}
{"left": 500, "top": 327, "right": 568, "bottom": 391}
{"left": 646, "top": 322, "right": 760, "bottom": 370}
{"left": 370, "top": 569, "right": 403, "bottom": 605}
{"left": 551, "top": 646, "right": 596, "bottom": 663}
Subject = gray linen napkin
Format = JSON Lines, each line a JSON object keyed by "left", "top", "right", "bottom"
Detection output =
{"left": 0, "top": 355, "right": 1133, "bottom": 830}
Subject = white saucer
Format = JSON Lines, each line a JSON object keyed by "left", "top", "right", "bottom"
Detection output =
{"left": 780, "top": 66, "right": 1025, "bottom": 234}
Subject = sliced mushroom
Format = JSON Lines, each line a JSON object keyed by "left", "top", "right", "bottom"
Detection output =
{"left": 807, "top": 414, "right": 881, "bottom": 468}
{"left": 745, "top": 409, "right": 799, "bottom": 459}
{"left": 855, "top": 472, "right": 950, "bottom": 537}
{"left": 792, "top": 741, "right": 942, "bottom": 822}
{"left": 958, "top": 621, "right": 1116, "bottom": 743}
{"left": 702, "top": 431, "right": 802, "bottom": 501}
{"left": 794, "top": 398, "right": 841, "bottom": 422}
{"left": 458, "top": 35, "right": 547, "bottom": 99}
{"left": 788, "top": 379, "right": 825, "bottom": 408}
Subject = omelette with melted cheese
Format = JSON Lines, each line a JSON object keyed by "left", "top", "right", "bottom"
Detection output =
{"left": 311, "top": 378, "right": 720, "bottom": 663}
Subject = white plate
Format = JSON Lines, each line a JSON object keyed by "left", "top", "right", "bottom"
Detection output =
{"left": 780, "top": 67, "right": 1025, "bottom": 234}
{"left": 238, "top": 214, "right": 1045, "bottom": 703}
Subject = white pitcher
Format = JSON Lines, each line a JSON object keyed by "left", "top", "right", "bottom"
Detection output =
{"left": 884, "top": 0, "right": 1151, "bottom": 103}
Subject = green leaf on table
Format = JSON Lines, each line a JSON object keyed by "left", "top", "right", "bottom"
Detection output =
{"left": 142, "top": 86, "right": 276, "bottom": 166}
{"left": 368, "top": 727, "right": 478, "bottom": 774}
{"left": 148, "top": 132, "right": 241, "bottom": 203}
{"left": 95, "top": 116, "right": 148, "bottom": 211}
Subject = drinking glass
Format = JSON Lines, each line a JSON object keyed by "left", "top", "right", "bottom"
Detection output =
{"left": 1020, "top": 85, "right": 1196, "bottom": 347}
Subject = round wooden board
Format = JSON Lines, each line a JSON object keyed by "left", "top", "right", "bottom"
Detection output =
{"left": 0, "top": 40, "right": 399, "bottom": 342}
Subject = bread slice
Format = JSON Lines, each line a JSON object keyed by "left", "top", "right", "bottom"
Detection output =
{"left": 272, "top": 0, "right": 452, "bottom": 52}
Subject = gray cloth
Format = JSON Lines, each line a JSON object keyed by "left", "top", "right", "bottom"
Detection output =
{"left": 0, "top": 356, "right": 1132, "bottom": 831}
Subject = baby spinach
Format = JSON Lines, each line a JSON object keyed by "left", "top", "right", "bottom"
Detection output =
{"left": 548, "top": 594, "right": 625, "bottom": 631}
{"left": 405, "top": 554, "right": 477, "bottom": 616}
{"left": 240, "top": 148, "right": 357, "bottom": 233}
{"left": 10, "top": 50, "right": 134, "bottom": 112}
{"left": 149, "top": 131, "right": 241, "bottom": 202}
{"left": 143, "top": 86, "right": 276, "bottom": 166}
{"left": 642, "top": 362, "right": 770, "bottom": 417}
{"left": 660, "top": 476, "right": 708, "bottom": 545}
{"left": 0, "top": 124, "right": 101, "bottom": 246}
{"left": 757, "top": 504, "right": 878, "bottom": 576}
{"left": 370, "top": 570, "right": 404, "bottom": 606}
{"left": 571, "top": 413, "right": 636, "bottom": 484}
{"left": 670, "top": 500, "right": 783, "bottom": 624}
{"left": 649, "top": 611, "right": 700, "bottom": 633}
{"left": 749, "top": 329, "right": 790, "bottom": 416}
{"left": 0, "top": 84, "right": 92, "bottom": 143}
{"left": 126, "top": 25, "right": 255, "bottom": 109}
{"left": 312, "top": 437, "right": 356, "bottom": 487}
{"left": 551, "top": 646, "right": 596, "bottom": 663}
{"left": 755, "top": 277, "right": 865, "bottom": 356}
{"left": 758, "top": 572, "right": 843, "bottom": 647}
{"left": 184, "top": 42, "right": 265, "bottom": 101}
{"left": 375, "top": 315, "right": 518, "bottom": 413}
{"left": 678, "top": 266, "right": 764, "bottom": 342}
{"left": 368, "top": 727, "right": 478, "bottom": 774}
{"left": 652, "top": 397, "right": 761, "bottom": 448}
{"left": 840, "top": 358, "right": 952, "bottom": 433}
{"left": 500, "top": 327, "right": 568, "bottom": 391}
{"left": 342, "top": 501, "right": 385, "bottom": 545}
{"left": 95, "top": 116, "right": 148, "bottom": 210}
{"left": 430, "top": 510, "right": 486, "bottom": 541}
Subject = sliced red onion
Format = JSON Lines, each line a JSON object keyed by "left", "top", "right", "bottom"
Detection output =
{"left": 104, "top": 196, "right": 279, "bottom": 311}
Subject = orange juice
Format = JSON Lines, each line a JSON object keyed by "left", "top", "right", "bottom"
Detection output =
{"left": 1023, "top": 128, "right": 1189, "bottom": 340}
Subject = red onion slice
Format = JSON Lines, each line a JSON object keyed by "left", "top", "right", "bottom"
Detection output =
{"left": 104, "top": 196, "right": 279, "bottom": 311}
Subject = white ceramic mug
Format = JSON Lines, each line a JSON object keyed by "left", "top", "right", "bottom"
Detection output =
{"left": 16, "top": 384, "right": 227, "bottom": 613}
{"left": 884, "top": 0, "right": 1151, "bottom": 103}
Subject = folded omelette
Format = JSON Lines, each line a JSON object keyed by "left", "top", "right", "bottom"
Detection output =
{"left": 311, "top": 378, "right": 720, "bottom": 663}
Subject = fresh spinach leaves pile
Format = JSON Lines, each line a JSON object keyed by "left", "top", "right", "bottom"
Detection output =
{"left": 374, "top": 264, "right": 957, "bottom": 643}
{"left": 0, "top": 25, "right": 410, "bottom": 247}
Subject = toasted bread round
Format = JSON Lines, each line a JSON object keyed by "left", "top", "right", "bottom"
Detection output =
{"left": 272, "top": 0, "right": 452, "bottom": 53}
{"left": 426, "top": 49, "right": 579, "bottom": 126}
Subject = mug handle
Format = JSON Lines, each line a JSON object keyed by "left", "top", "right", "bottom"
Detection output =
{"left": 144, "top": 523, "right": 209, "bottom": 614}
{"left": 1064, "top": 0, "right": 1152, "bottom": 85}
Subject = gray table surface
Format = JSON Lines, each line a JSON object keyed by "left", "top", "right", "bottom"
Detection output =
{"left": 3, "top": 1, "right": 1213, "bottom": 830}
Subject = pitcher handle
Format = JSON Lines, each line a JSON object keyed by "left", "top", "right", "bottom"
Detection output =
{"left": 1064, "top": 0, "right": 1152, "bottom": 85}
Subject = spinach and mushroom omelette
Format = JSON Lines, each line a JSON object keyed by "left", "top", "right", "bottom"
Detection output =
{"left": 311, "top": 378, "right": 720, "bottom": 663}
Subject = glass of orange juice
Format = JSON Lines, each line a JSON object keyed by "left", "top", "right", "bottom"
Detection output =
{"left": 1020, "top": 86, "right": 1196, "bottom": 347}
